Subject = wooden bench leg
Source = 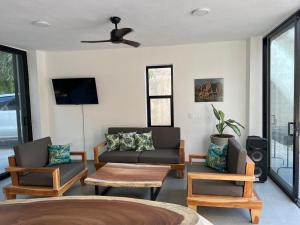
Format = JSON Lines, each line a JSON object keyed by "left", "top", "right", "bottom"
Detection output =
{"left": 250, "top": 209, "right": 261, "bottom": 224}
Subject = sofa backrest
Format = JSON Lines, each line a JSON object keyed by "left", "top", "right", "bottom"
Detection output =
{"left": 107, "top": 127, "right": 181, "bottom": 149}
{"left": 14, "top": 137, "right": 52, "bottom": 167}
{"left": 108, "top": 127, "right": 146, "bottom": 134}
{"left": 148, "top": 127, "right": 180, "bottom": 149}
{"left": 227, "top": 138, "right": 247, "bottom": 185}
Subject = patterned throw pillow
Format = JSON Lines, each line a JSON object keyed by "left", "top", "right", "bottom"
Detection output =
{"left": 119, "top": 132, "right": 136, "bottom": 151}
{"left": 135, "top": 132, "right": 155, "bottom": 151}
{"left": 205, "top": 143, "right": 228, "bottom": 172}
{"left": 105, "top": 134, "right": 120, "bottom": 151}
{"left": 48, "top": 144, "right": 71, "bottom": 166}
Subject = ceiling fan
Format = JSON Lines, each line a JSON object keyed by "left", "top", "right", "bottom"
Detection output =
{"left": 81, "top": 16, "right": 140, "bottom": 48}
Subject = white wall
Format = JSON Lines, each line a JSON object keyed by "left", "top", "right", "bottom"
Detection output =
{"left": 246, "top": 37, "right": 263, "bottom": 137}
{"left": 27, "top": 50, "right": 51, "bottom": 139}
{"left": 28, "top": 41, "right": 249, "bottom": 160}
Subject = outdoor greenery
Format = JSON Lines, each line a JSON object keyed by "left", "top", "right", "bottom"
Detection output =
{"left": 0, "top": 52, "right": 14, "bottom": 95}
{"left": 211, "top": 104, "right": 245, "bottom": 137}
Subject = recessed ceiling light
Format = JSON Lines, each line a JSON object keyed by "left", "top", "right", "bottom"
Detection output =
{"left": 191, "top": 8, "right": 211, "bottom": 16}
{"left": 31, "top": 20, "right": 51, "bottom": 27}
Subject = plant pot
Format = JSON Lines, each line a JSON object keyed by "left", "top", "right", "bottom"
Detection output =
{"left": 210, "top": 134, "right": 235, "bottom": 146}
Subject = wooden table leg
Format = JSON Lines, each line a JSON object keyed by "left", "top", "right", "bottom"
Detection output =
{"left": 95, "top": 186, "right": 99, "bottom": 195}
{"left": 95, "top": 186, "right": 111, "bottom": 195}
{"left": 101, "top": 187, "right": 111, "bottom": 196}
{"left": 150, "top": 187, "right": 161, "bottom": 201}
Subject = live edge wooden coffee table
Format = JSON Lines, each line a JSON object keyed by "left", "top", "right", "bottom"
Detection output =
{"left": 0, "top": 196, "right": 213, "bottom": 225}
{"left": 84, "top": 163, "right": 170, "bottom": 200}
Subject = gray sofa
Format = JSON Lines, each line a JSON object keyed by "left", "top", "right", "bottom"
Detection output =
{"left": 93, "top": 127, "right": 185, "bottom": 178}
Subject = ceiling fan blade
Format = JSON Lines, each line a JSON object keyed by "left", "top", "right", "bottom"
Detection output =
{"left": 114, "top": 28, "right": 133, "bottom": 38}
{"left": 122, "top": 39, "right": 140, "bottom": 47}
{"left": 81, "top": 40, "right": 111, "bottom": 43}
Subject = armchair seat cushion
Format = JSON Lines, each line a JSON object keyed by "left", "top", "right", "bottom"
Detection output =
{"left": 19, "top": 161, "right": 85, "bottom": 187}
{"left": 99, "top": 150, "right": 140, "bottom": 163}
{"left": 139, "top": 149, "right": 179, "bottom": 164}
{"left": 189, "top": 163, "right": 244, "bottom": 197}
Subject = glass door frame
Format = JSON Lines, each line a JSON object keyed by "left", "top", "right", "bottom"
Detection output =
{"left": 0, "top": 45, "right": 32, "bottom": 180}
{"left": 263, "top": 10, "right": 300, "bottom": 204}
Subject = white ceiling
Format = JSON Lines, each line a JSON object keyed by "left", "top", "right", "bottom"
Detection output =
{"left": 0, "top": 0, "right": 300, "bottom": 51}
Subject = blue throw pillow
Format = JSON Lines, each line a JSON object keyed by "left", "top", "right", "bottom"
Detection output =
{"left": 205, "top": 143, "right": 228, "bottom": 172}
{"left": 48, "top": 144, "right": 71, "bottom": 165}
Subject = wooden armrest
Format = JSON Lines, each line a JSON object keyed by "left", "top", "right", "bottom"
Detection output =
{"left": 93, "top": 142, "right": 106, "bottom": 164}
{"left": 71, "top": 151, "right": 87, "bottom": 168}
{"left": 6, "top": 166, "right": 60, "bottom": 190}
{"left": 246, "top": 155, "right": 255, "bottom": 165}
{"left": 189, "top": 154, "right": 206, "bottom": 164}
{"left": 188, "top": 172, "right": 255, "bottom": 182}
{"left": 179, "top": 140, "right": 185, "bottom": 163}
{"left": 6, "top": 166, "right": 58, "bottom": 173}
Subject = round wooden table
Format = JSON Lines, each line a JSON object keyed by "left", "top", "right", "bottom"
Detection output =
{"left": 0, "top": 196, "right": 213, "bottom": 225}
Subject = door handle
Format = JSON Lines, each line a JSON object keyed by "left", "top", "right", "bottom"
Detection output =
{"left": 288, "top": 122, "right": 296, "bottom": 136}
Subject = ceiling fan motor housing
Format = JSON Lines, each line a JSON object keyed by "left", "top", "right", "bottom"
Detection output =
{"left": 111, "top": 29, "right": 122, "bottom": 43}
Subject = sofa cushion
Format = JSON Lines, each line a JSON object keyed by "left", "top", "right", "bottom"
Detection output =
{"left": 227, "top": 139, "right": 247, "bottom": 185}
{"left": 189, "top": 163, "right": 244, "bottom": 197}
{"left": 14, "top": 137, "right": 51, "bottom": 167}
{"left": 19, "top": 161, "right": 85, "bottom": 187}
{"left": 108, "top": 127, "right": 145, "bottom": 134}
{"left": 150, "top": 127, "right": 180, "bottom": 149}
{"left": 138, "top": 149, "right": 179, "bottom": 164}
{"left": 99, "top": 150, "right": 140, "bottom": 163}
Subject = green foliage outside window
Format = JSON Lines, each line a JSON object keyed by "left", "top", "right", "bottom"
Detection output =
{"left": 0, "top": 52, "right": 14, "bottom": 95}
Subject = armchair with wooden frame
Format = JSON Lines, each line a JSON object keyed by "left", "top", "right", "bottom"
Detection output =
{"left": 3, "top": 137, "right": 88, "bottom": 199}
{"left": 187, "top": 139, "right": 263, "bottom": 224}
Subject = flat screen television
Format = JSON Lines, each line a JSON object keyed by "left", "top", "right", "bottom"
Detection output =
{"left": 52, "top": 78, "right": 98, "bottom": 105}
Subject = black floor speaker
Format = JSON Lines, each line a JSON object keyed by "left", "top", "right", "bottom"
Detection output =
{"left": 246, "top": 136, "right": 268, "bottom": 183}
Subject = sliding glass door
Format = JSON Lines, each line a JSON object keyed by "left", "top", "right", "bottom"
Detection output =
{"left": 270, "top": 25, "right": 295, "bottom": 192}
{"left": 263, "top": 11, "right": 300, "bottom": 204}
{"left": 0, "top": 45, "right": 32, "bottom": 179}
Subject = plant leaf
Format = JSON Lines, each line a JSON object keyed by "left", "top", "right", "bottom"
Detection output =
{"left": 226, "top": 119, "right": 245, "bottom": 129}
{"left": 218, "top": 110, "right": 225, "bottom": 121}
{"left": 233, "top": 121, "right": 245, "bottom": 129}
{"left": 225, "top": 121, "right": 241, "bottom": 136}
{"left": 211, "top": 104, "right": 220, "bottom": 120}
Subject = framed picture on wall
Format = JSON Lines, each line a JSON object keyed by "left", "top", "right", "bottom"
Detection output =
{"left": 194, "top": 78, "right": 224, "bottom": 102}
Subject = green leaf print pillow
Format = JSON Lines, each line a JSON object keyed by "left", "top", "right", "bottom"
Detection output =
{"left": 105, "top": 134, "right": 120, "bottom": 151}
{"left": 205, "top": 143, "right": 228, "bottom": 172}
{"left": 119, "top": 132, "right": 137, "bottom": 151}
{"left": 48, "top": 144, "right": 71, "bottom": 166}
{"left": 135, "top": 132, "right": 155, "bottom": 151}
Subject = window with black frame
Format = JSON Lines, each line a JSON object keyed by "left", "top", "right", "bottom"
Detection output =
{"left": 146, "top": 65, "right": 174, "bottom": 127}
{"left": 0, "top": 45, "right": 32, "bottom": 179}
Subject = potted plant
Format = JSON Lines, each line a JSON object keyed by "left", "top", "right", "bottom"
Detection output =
{"left": 211, "top": 104, "right": 245, "bottom": 146}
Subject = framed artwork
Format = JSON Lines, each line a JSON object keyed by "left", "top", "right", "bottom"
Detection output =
{"left": 194, "top": 78, "right": 224, "bottom": 102}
